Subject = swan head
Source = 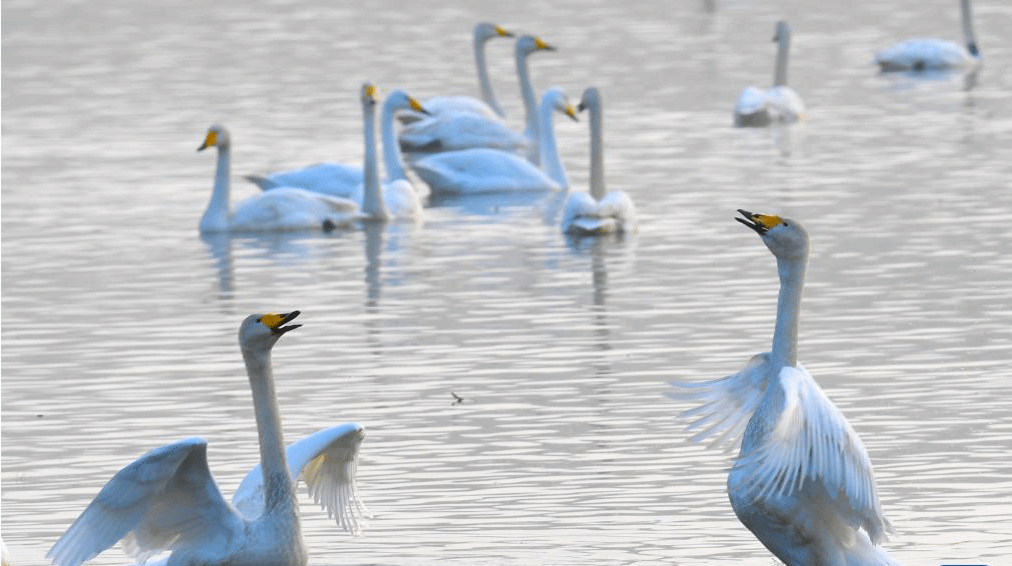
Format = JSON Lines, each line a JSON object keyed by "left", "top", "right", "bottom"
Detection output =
{"left": 476, "top": 22, "right": 514, "bottom": 42}
{"left": 516, "top": 34, "right": 556, "bottom": 57}
{"left": 773, "top": 21, "right": 791, "bottom": 46}
{"left": 361, "top": 82, "right": 379, "bottom": 109}
{"left": 197, "top": 124, "right": 230, "bottom": 152}
{"left": 736, "top": 209, "right": 809, "bottom": 261}
{"left": 239, "top": 311, "right": 302, "bottom": 352}
{"left": 577, "top": 87, "right": 601, "bottom": 113}
{"left": 542, "top": 87, "right": 578, "bottom": 122}
{"left": 384, "top": 89, "right": 429, "bottom": 116}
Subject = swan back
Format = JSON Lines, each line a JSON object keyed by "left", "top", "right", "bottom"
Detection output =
{"left": 875, "top": 0, "right": 981, "bottom": 71}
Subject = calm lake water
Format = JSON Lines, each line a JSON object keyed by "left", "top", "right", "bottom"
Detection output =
{"left": 2, "top": 0, "right": 1011, "bottom": 564}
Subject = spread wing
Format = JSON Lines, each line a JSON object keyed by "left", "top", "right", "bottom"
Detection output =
{"left": 233, "top": 423, "right": 368, "bottom": 534}
{"left": 47, "top": 437, "right": 243, "bottom": 566}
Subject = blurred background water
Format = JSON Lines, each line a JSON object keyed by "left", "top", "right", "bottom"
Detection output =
{"left": 2, "top": 0, "right": 1011, "bottom": 564}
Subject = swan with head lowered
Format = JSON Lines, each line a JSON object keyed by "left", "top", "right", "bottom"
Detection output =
{"left": 560, "top": 87, "right": 637, "bottom": 236}
{"left": 197, "top": 125, "right": 358, "bottom": 233}
{"left": 47, "top": 311, "right": 368, "bottom": 566}
{"left": 734, "top": 21, "right": 806, "bottom": 127}
{"left": 411, "top": 87, "right": 577, "bottom": 195}
{"left": 875, "top": 0, "right": 981, "bottom": 72}
{"left": 399, "top": 35, "right": 557, "bottom": 163}
{"left": 669, "top": 211, "right": 903, "bottom": 566}
{"left": 247, "top": 84, "right": 426, "bottom": 220}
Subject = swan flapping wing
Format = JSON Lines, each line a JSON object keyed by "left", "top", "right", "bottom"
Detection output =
{"left": 48, "top": 437, "right": 243, "bottom": 566}
{"left": 233, "top": 423, "right": 368, "bottom": 534}
{"left": 731, "top": 365, "right": 890, "bottom": 543}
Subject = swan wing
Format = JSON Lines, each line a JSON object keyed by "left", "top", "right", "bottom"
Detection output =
{"left": 233, "top": 423, "right": 368, "bottom": 534}
{"left": 399, "top": 113, "right": 529, "bottom": 153}
{"left": 245, "top": 163, "right": 364, "bottom": 198}
{"left": 764, "top": 86, "right": 806, "bottom": 123}
{"left": 669, "top": 353, "right": 774, "bottom": 451}
{"left": 230, "top": 188, "right": 360, "bottom": 232}
{"left": 731, "top": 365, "right": 890, "bottom": 543}
{"left": 875, "top": 38, "right": 971, "bottom": 70}
{"left": 383, "top": 179, "right": 423, "bottom": 220}
{"left": 47, "top": 437, "right": 243, "bottom": 566}
{"left": 413, "top": 149, "right": 559, "bottom": 194}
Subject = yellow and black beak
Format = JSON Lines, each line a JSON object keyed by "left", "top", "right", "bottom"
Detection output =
{"left": 260, "top": 311, "right": 302, "bottom": 335}
{"left": 495, "top": 25, "right": 515, "bottom": 38}
{"left": 736, "top": 209, "right": 782, "bottom": 236}
{"left": 534, "top": 37, "right": 556, "bottom": 51}
{"left": 565, "top": 104, "right": 578, "bottom": 122}
{"left": 408, "top": 96, "right": 431, "bottom": 116}
{"left": 198, "top": 130, "right": 217, "bottom": 152}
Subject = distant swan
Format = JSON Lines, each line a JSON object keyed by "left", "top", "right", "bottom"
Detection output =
{"left": 411, "top": 87, "right": 577, "bottom": 195}
{"left": 399, "top": 35, "right": 557, "bottom": 163}
{"left": 670, "top": 211, "right": 902, "bottom": 566}
{"left": 47, "top": 311, "right": 368, "bottom": 566}
{"left": 875, "top": 0, "right": 981, "bottom": 72}
{"left": 560, "top": 87, "right": 637, "bottom": 236}
{"left": 197, "top": 125, "right": 358, "bottom": 233}
{"left": 734, "top": 21, "right": 806, "bottom": 127}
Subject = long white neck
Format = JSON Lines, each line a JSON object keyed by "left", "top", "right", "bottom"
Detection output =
{"left": 380, "top": 98, "right": 408, "bottom": 183}
{"left": 516, "top": 48, "right": 540, "bottom": 164}
{"left": 538, "top": 101, "right": 568, "bottom": 190}
{"left": 474, "top": 33, "right": 505, "bottom": 118}
{"left": 360, "top": 99, "right": 389, "bottom": 220}
{"left": 773, "top": 31, "right": 790, "bottom": 87}
{"left": 587, "top": 98, "right": 606, "bottom": 201}
{"left": 960, "top": 0, "right": 979, "bottom": 57}
{"left": 770, "top": 254, "right": 806, "bottom": 369}
{"left": 242, "top": 346, "right": 297, "bottom": 514}
{"left": 200, "top": 144, "right": 231, "bottom": 233}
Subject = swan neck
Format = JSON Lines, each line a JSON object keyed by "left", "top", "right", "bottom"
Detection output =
{"left": 516, "top": 47, "right": 540, "bottom": 163}
{"left": 539, "top": 100, "right": 568, "bottom": 190}
{"left": 242, "top": 346, "right": 297, "bottom": 513}
{"left": 201, "top": 144, "right": 231, "bottom": 233}
{"left": 380, "top": 98, "right": 408, "bottom": 183}
{"left": 361, "top": 100, "right": 387, "bottom": 219}
{"left": 960, "top": 0, "right": 978, "bottom": 56}
{"left": 773, "top": 32, "right": 790, "bottom": 87}
{"left": 474, "top": 33, "right": 505, "bottom": 117}
{"left": 770, "top": 255, "right": 806, "bottom": 369}
{"left": 587, "top": 100, "right": 606, "bottom": 201}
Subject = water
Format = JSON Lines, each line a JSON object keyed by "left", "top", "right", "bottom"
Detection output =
{"left": 3, "top": 0, "right": 1011, "bottom": 564}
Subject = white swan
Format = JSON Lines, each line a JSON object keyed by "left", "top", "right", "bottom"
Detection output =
{"left": 411, "top": 87, "right": 577, "bottom": 195}
{"left": 246, "top": 85, "right": 425, "bottom": 220}
{"left": 397, "top": 22, "right": 515, "bottom": 124}
{"left": 47, "top": 311, "right": 368, "bottom": 566}
{"left": 197, "top": 125, "right": 358, "bottom": 233}
{"left": 734, "top": 21, "right": 806, "bottom": 127}
{"left": 875, "top": 0, "right": 981, "bottom": 72}
{"left": 398, "top": 35, "right": 557, "bottom": 162}
{"left": 560, "top": 87, "right": 637, "bottom": 236}
{"left": 670, "top": 211, "right": 902, "bottom": 566}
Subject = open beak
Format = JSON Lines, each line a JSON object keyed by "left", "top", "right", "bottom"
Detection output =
{"left": 262, "top": 311, "right": 302, "bottom": 335}
{"left": 736, "top": 209, "right": 774, "bottom": 235}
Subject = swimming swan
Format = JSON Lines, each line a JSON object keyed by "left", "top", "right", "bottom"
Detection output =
{"left": 560, "top": 87, "right": 637, "bottom": 236}
{"left": 734, "top": 21, "right": 806, "bottom": 127}
{"left": 47, "top": 311, "right": 368, "bottom": 566}
{"left": 399, "top": 35, "right": 557, "bottom": 163}
{"left": 875, "top": 0, "right": 981, "bottom": 72}
{"left": 669, "top": 211, "right": 902, "bottom": 566}
{"left": 197, "top": 125, "right": 358, "bottom": 233}
{"left": 411, "top": 87, "right": 577, "bottom": 195}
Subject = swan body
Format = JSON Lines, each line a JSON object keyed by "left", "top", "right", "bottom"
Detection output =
{"left": 47, "top": 311, "right": 368, "bottom": 566}
{"left": 197, "top": 125, "right": 358, "bottom": 233}
{"left": 412, "top": 87, "right": 577, "bottom": 195}
{"left": 247, "top": 87, "right": 425, "bottom": 220}
{"left": 560, "top": 87, "right": 637, "bottom": 236}
{"left": 670, "top": 211, "right": 902, "bottom": 566}
{"left": 875, "top": 0, "right": 980, "bottom": 72}
{"left": 734, "top": 21, "right": 806, "bottom": 127}
{"left": 399, "top": 35, "right": 556, "bottom": 162}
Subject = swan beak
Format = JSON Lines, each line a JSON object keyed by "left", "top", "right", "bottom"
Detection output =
{"left": 736, "top": 209, "right": 782, "bottom": 235}
{"left": 534, "top": 37, "right": 556, "bottom": 51}
{"left": 408, "top": 96, "right": 431, "bottom": 115}
{"left": 565, "top": 105, "right": 579, "bottom": 122}
{"left": 261, "top": 311, "right": 302, "bottom": 335}
{"left": 495, "top": 26, "right": 515, "bottom": 38}
{"left": 197, "top": 130, "right": 217, "bottom": 152}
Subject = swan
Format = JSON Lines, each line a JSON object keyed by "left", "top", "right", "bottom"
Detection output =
{"left": 47, "top": 311, "right": 368, "bottom": 566}
{"left": 398, "top": 35, "right": 557, "bottom": 163}
{"left": 560, "top": 87, "right": 637, "bottom": 236}
{"left": 197, "top": 125, "right": 358, "bottom": 233}
{"left": 669, "top": 211, "right": 902, "bottom": 566}
{"left": 397, "top": 22, "right": 515, "bottom": 124}
{"left": 411, "top": 86, "right": 577, "bottom": 195}
{"left": 246, "top": 85, "right": 426, "bottom": 218}
{"left": 875, "top": 0, "right": 981, "bottom": 72}
{"left": 734, "top": 21, "right": 806, "bottom": 127}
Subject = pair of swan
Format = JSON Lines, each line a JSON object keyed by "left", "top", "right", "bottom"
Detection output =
{"left": 47, "top": 311, "right": 367, "bottom": 566}
{"left": 410, "top": 87, "right": 576, "bottom": 195}
{"left": 671, "top": 211, "right": 902, "bottom": 566}
{"left": 399, "top": 35, "right": 557, "bottom": 164}
{"left": 734, "top": 21, "right": 806, "bottom": 127}
{"left": 875, "top": 0, "right": 981, "bottom": 72}
{"left": 560, "top": 87, "right": 637, "bottom": 236}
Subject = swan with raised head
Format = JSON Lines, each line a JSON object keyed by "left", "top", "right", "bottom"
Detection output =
{"left": 670, "top": 211, "right": 902, "bottom": 566}
{"left": 411, "top": 87, "right": 577, "bottom": 195}
{"left": 47, "top": 311, "right": 368, "bottom": 566}
{"left": 247, "top": 85, "right": 427, "bottom": 218}
{"left": 734, "top": 21, "right": 806, "bottom": 127}
{"left": 197, "top": 125, "right": 358, "bottom": 233}
{"left": 399, "top": 35, "right": 557, "bottom": 162}
{"left": 560, "top": 87, "right": 636, "bottom": 236}
{"left": 875, "top": 0, "right": 980, "bottom": 72}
